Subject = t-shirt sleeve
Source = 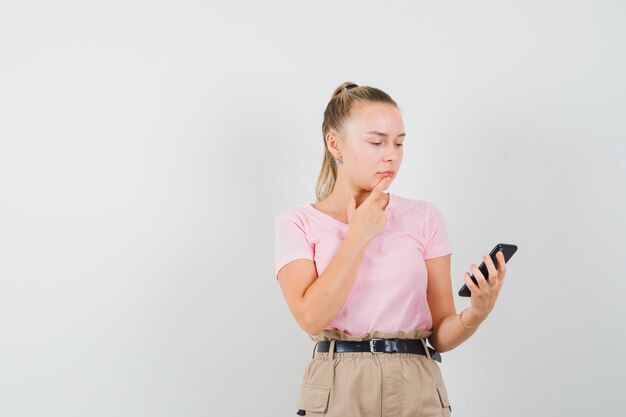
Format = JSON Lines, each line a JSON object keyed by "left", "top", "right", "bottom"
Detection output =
{"left": 423, "top": 202, "right": 453, "bottom": 260}
{"left": 274, "top": 211, "right": 315, "bottom": 280}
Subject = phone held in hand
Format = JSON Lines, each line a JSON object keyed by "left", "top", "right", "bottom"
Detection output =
{"left": 458, "top": 243, "right": 518, "bottom": 297}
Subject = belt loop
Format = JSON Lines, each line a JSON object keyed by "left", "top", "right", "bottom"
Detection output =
{"left": 420, "top": 338, "right": 431, "bottom": 360}
{"left": 322, "top": 340, "right": 337, "bottom": 390}
{"left": 312, "top": 341, "right": 319, "bottom": 359}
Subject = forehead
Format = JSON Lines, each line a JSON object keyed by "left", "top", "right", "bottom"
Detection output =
{"left": 346, "top": 101, "right": 403, "bottom": 133}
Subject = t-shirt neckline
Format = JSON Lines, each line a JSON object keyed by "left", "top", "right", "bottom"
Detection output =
{"left": 304, "top": 193, "right": 394, "bottom": 227}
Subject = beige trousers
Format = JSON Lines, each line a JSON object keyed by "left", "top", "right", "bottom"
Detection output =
{"left": 296, "top": 328, "right": 452, "bottom": 417}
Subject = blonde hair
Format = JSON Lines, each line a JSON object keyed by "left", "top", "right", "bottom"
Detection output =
{"left": 315, "top": 82, "right": 398, "bottom": 202}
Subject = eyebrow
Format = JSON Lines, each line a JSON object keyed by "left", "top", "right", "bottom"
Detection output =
{"left": 366, "top": 131, "right": 406, "bottom": 138}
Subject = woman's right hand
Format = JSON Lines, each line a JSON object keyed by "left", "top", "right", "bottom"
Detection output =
{"left": 346, "top": 176, "right": 391, "bottom": 244}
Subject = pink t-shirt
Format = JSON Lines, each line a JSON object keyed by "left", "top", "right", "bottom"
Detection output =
{"left": 274, "top": 193, "right": 453, "bottom": 336}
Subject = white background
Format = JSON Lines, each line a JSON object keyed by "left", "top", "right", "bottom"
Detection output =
{"left": 1, "top": 1, "right": 625, "bottom": 416}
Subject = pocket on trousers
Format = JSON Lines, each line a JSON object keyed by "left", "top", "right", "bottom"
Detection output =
{"left": 436, "top": 380, "right": 452, "bottom": 415}
{"left": 296, "top": 382, "right": 330, "bottom": 414}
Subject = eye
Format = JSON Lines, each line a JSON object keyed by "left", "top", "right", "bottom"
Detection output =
{"left": 369, "top": 142, "right": 404, "bottom": 147}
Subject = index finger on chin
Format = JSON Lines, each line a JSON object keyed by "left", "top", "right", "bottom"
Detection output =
{"left": 372, "top": 176, "right": 390, "bottom": 194}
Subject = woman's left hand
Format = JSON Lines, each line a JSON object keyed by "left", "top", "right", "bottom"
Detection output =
{"left": 462, "top": 250, "right": 507, "bottom": 320}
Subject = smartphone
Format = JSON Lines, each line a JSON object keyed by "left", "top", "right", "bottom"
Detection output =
{"left": 458, "top": 243, "right": 518, "bottom": 297}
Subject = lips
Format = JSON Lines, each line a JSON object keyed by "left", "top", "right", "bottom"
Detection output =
{"left": 378, "top": 171, "right": 395, "bottom": 175}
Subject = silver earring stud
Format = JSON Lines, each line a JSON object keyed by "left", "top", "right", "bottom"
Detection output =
{"left": 334, "top": 158, "right": 342, "bottom": 165}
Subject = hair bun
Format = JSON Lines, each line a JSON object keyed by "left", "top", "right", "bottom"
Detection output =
{"left": 334, "top": 83, "right": 358, "bottom": 97}
{"left": 341, "top": 83, "right": 358, "bottom": 92}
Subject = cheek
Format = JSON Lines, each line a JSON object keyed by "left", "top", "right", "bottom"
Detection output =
{"left": 355, "top": 148, "right": 382, "bottom": 160}
{"left": 348, "top": 145, "right": 386, "bottom": 167}
{"left": 351, "top": 153, "right": 379, "bottom": 168}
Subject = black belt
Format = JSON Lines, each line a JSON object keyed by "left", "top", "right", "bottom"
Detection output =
{"left": 315, "top": 338, "right": 442, "bottom": 363}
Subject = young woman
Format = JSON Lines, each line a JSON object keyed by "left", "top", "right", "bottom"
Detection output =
{"left": 274, "top": 82, "right": 507, "bottom": 417}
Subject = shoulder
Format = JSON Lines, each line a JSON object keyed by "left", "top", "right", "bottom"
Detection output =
{"left": 390, "top": 194, "right": 448, "bottom": 231}
{"left": 275, "top": 204, "right": 309, "bottom": 222}
{"left": 391, "top": 193, "right": 434, "bottom": 215}
{"left": 274, "top": 203, "right": 316, "bottom": 234}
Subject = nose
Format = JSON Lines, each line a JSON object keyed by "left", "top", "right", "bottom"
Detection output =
{"left": 383, "top": 142, "right": 401, "bottom": 162}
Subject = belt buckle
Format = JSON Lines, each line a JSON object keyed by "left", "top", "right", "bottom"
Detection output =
{"left": 369, "top": 338, "right": 384, "bottom": 354}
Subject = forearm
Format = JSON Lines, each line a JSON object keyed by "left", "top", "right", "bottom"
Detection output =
{"left": 428, "top": 306, "right": 486, "bottom": 353}
{"left": 302, "top": 232, "right": 368, "bottom": 335}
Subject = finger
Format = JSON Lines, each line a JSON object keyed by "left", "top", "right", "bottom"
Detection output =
{"left": 367, "top": 176, "right": 391, "bottom": 202}
{"left": 482, "top": 254, "right": 497, "bottom": 285}
{"left": 498, "top": 264, "right": 506, "bottom": 288}
{"left": 471, "top": 264, "right": 488, "bottom": 288}
{"left": 494, "top": 251, "right": 506, "bottom": 285}
{"left": 463, "top": 271, "right": 480, "bottom": 294}
{"left": 373, "top": 178, "right": 392, "bottom": 209}
{"left": 497, "top": 251, "right": 507, "bottom": 274}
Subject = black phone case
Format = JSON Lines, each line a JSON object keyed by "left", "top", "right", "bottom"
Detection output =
{"left": 458, "top": 243, "right": 518, "bottom": 297}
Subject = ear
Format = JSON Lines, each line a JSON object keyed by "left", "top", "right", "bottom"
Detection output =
{"left": 325, "top": 131, "right": 341, "bottom": 158}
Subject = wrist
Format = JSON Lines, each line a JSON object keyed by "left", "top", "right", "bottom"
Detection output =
{"left": 345, "top": 231, "right": 369, "bottom": 249}
{"left": 459, "top": 307, "right": 488, "bottom": 328}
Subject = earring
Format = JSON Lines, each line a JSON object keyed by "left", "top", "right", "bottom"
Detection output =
{"left": 334, "top": 158, "right": 342, "bottom": 165}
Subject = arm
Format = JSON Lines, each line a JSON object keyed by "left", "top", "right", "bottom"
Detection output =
{"left": 300, "top": 232, "right": 368, "bottom": 335}
{"left": 425, "top": 252, "right": 506, "bottom": 352}
{"left": 277, "top": 231, "right": 369, "bottom": 336}
{"left": 277, "top": 178, "right": 390, "bottom": 336}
